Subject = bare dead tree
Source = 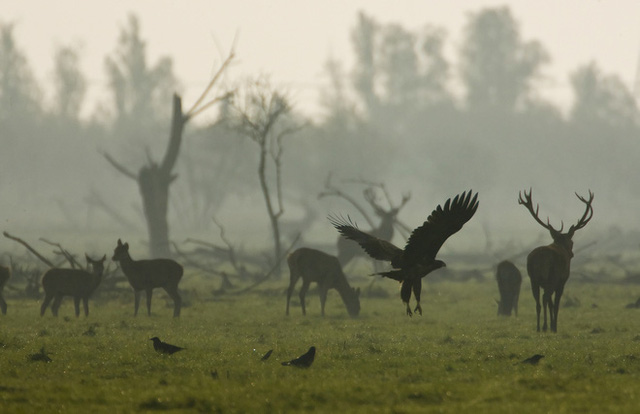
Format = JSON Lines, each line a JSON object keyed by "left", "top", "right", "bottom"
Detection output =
{"left": 102, "top": 50, "right": 235, "bottom": 258}
{"left": 230, "top": 77, "right": 302, "bottom": 273}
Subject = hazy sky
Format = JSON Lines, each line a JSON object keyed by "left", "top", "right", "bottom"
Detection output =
{"left": 4, "top": 0, "right": 640, "bottom": 117}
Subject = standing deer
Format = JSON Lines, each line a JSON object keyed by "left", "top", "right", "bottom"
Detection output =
{"left": 0, "top": 265, "right": 10, "bottom": 315}
{"left": 112, "top": 239, "right": 183, "bottom": 317}
{"left": 337, "top": 189, "right": 410, "bottom": 267}
{"left": 495, "top": 260, "right": 522, "bottom": 317}
{"left": 518, "top": 189, "right": 594, "bottom": 332}
{"left": 286, "top": 247, "right": 360, "bottom": 317}
{"left": 40, "top": 254, "right": 106, "bottom": 317}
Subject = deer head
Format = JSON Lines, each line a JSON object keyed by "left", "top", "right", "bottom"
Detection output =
{"left": 363, "top": 188, "right": 410, "bottom": 238}
{"left": 518, "top": 189, "right": 594, "bottom": 256}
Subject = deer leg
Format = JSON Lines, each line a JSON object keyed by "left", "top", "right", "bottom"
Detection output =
{"left": 41, "top": 293, "right": 53, "bottom": 317}
{"left": 145, "top": 289, "right": 153, "bottom": 316}
{"left": 531, "top": 283, "right": 541, "bottom": 332}
{"left": 0, "top": 295, "right": 6, "bottom": 315}
{"left": 164, "top": 286, "right": 182, "bottom": 317}
{"left": 514, "top": 290, "right": 520, "bottom": 317}
{"left": 319, "top": 286, "right": 328, "bottom": 317}
{"left": 52, "top": 295, "right": 64, "bottom": 317}
{"left": 73, "top": 296, "right": 81, "bottom": 317}
{"left": 83, "top": 297, "right": 89, "bottom": 317}
{"left": 412, "top": 279, "right": 423, "bottom": 316}
{"left": 551, "top": 286, "right": 565, "bottom": 333}
{"left": 542, "top": 290, "right": 553, "bottom": 332}
{"left": 286, "top": 272, "right": 299, "bottom": 316}
{"left": 134, "top": 290, "right": 141, "bottom": 316}
{"left": 299, "top": 280, "right": 311, "bottom": 316}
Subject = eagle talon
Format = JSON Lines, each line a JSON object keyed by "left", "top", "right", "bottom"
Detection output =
{"left": 414, "top": 304, "right": 422, "bottom": 316}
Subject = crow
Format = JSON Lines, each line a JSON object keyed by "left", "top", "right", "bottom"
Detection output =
{"left": 521, "top": 354, "right": 545, "bottom": 365}
{"left": 150, "top": 337, "right": 184, "bottom": 355}
{"left": 330, "top": 190, "right": 479, "bottom": 316}
{"left": 281, "top": 346, "right": 316, "bottom": 368}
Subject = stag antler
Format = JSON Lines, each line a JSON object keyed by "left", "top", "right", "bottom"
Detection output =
{"left": 568, "top": 190, "right": 594, "bottom": 235}
{"left": 518, "top": 189, "right": 563, "bottom": 233}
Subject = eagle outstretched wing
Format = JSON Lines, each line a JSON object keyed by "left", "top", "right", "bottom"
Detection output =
{"left": 328, "top": 215, "right": 403, "bottom": 264}
{"left": 402, "top": 190, "right": 479, "bottom": 266}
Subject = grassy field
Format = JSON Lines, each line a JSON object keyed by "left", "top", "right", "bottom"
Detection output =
{"left": 1, "top": 273, "right": 640, "bottom": 413}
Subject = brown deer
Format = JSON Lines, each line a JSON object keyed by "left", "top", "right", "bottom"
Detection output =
{"left": 0, "top": 265, "right": 10, "bottom": 315}
{"left": 286, "top": 247, "right": 360, "bottom": 317}
{"left": 112, "top": 239, "right": 183, "bottom": 317}
{"left": 40, "top": 254, "right": 106, "bottom": 317}
{"left": 337, "top": 189, "right": 410, "bottom": 267}
{"left": 495, "top": 260, "right": 522, "bottom": 317}
{"left": 518, "top": 189, "right": 594, "bottom": 332}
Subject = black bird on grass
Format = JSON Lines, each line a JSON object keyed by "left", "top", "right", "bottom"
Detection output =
{"left": 330, "top": 190, "right": 479, "bottom": 316}
{"left": 28, "top": 346, "right": 52, "bottom": 363}
{"left": 150, "top": 337, "right": 184, "bottom": 355}
{"left": 281, "top": 346, "right": 316, "bottom": 368}
{"left": 261, "top": 349, "right": 273, "bottom": 361}
{"left": 521, "top": 354, "right": 545, "bottom": 365}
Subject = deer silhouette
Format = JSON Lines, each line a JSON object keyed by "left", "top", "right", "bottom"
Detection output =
{"left": 518, "top": 189, "right": 594, "bottom": 332}
{"left": 112, "top": 239, "right": 183, "bottom": 317}
{"left": 0, "top": 265, "right": 10, "bottom": 315}
{"left": 286, "top": 247, "right": 360, "bottom": 317}
{"left": 40, "top": 254, "right": 106, "bottom": 317}
{"left": 495, "top": 260, "right": 522, "bottom": 317}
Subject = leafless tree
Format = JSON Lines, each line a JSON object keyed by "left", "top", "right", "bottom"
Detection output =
{"left": 230, "top": 76, "right": 302, "bottom": 272}
{"left": 102, "top": 51, "right": 234, "bottom": 258}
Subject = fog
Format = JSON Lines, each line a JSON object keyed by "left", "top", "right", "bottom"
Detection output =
{"left": 2, "top": 2, "right": 640, "bottom": 266}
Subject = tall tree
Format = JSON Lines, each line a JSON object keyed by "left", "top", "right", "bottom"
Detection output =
{"left": 52, "top": 44, "right": 87, "bottom": 122}
{"left": 102, "top": 15, "right": 234, "bottom": 258}
{"left": 459, "top": 7, "right": 549, "bottom": 112}
{"left": 230, "top": 77, "right": 301, "bottom": 272}
{"left": 0, "top": 22, "right": 42, "bottom": 126}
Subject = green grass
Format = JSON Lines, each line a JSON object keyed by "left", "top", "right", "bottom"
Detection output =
{"left": 1, "top": 277, "right": 640, "bottom": 413}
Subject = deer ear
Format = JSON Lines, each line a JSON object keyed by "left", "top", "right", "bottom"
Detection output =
{"left": 124, "top": 243, "right": 129, "bottom": 250}
{"left": 117, "top": 239, "right": 122, "bottom": 246}
{"left": 85, "top": 253, "right": 90, "bottom": 261}
{"left": 101, "top": 254, "right": 107, "bottom": 262}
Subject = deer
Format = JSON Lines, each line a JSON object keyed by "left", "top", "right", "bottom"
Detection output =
{"left": 40, "top": 254, "right": 107, "bottom": 317}
{"left": 286, "top": 247, "right": 360, "bottom": 317}
{"left": 337, "top": 189, "right": 410, "bottom": 267}
{"left": 112, "top": 239, "right": 183, "bottom": 317}
{"left": 495, "top": 260, "right": 522, "bottom": 317}
{"left": 518, "top": 189, "right": 594, "bottom": 332}
{"left": 0, "top": 265, "right": 10, "bottom": 315}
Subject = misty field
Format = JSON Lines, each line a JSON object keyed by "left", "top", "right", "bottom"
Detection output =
{"left": 1, "top": 273, "right": 639, "bottom": 413}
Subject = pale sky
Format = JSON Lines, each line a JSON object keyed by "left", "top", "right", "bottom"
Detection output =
{"left": 4, "top": 0, "right": 640, "bottom": 117}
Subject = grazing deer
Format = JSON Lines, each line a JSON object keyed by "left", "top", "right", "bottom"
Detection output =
{"left": 40, "top": 254, "right": 106, "bottom": 317}
{"left": 337, "top": 189, "right": 410, "bottom": 267}
{"left": 0, "top": 265, "right": 10, "bottom": 315}
{"left": 286, "top": 247, "right": 360, "bottom": 317}
{"left": 112, "top": 239, "right": 183, "bottom": 317}
{"left": 518, "top": 189, "right": 594, "bottom": 332}
{"left": 495, "top": 260, "right": 522, "bottom": 317}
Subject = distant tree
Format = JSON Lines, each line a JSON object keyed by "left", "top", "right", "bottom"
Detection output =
{"left": 569, "top": 62, "right": 638, "bottom": 130}
{"left": 103, "top": 14, "right": 177, "bottom": 155}
{"left": 52, "top": 44, "right": 87, "bottom": 123}
{"left": 459, "top": 7, "right": 549, "bottom": 112}
{"left": 0, "top": 22, "right": 42, "bottom": 126}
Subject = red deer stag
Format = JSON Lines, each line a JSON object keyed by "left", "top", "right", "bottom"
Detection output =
{"left": 112, "top": 239, "right": 183, "bottom": 317}
{"left": 518, "top": 189, "right": 594, "bottom": 332}
{"left": 0, "top": 265, "right": 10, "bottom": 315}
{"left": 40, "top": 254, "right": 106, "bottom": 317}
{"left": 286, "top": 247, "right": 360, "bottom": 317}
{"left": 496, "top": 260, "right": 522, "bottom": 317}
{"left": 337, "top": 189, "right": 410, "bottom": 267}
{"left": 331, "top": 190, "right": 478, "bottom": 316}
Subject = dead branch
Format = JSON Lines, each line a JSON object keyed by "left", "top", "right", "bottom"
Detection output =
{"left": 3, "top": 232, "right": 54, "bottom": 268}
{"left": 39, "top": 238, "right": 81, "bottom": 269}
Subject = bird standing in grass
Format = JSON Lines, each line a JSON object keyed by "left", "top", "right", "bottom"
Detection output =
{"left": 330, "top": 190, "right": 479, "bottom": 316}
{"left": 521, "top": 354, "right": 544, "bottom": 365}
{"left": 281, "top": 346, "right": 316, "bottom": 368}
{"left": 150, "top": 337, "right": 184, "bottom": 355}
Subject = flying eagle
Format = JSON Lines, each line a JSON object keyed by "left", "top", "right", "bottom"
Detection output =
{"left": 329, "top": 190, "right": 479, "bottom": 316}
